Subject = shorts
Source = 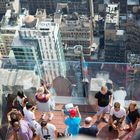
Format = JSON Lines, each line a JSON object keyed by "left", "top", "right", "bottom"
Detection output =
{"left": 112, "top": 115, "right": 122, "bottom": 126}
{"left": 96, "top": 105, "right": 110, "bottom": 115}
{"left": 125, "top": 116, "right": 132, "bottom": 124}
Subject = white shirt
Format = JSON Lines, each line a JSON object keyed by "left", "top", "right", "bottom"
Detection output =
{"left": 23, "top": 107, "right": 41, "bottom": 135}
{"left": 23, "top": 107, "right": 35, "bottom": 123}
{"left": 110, "top": 107, "right": 126, "bottom": 118}
{"left": 41, "top": 123, "right": 56, "bottom": 140}
{"left": 17, "top": 96, "right": 23, "bottom": 106}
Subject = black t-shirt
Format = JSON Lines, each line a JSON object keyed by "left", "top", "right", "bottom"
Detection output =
{"left": 79, "top": 125, "right": 98, "bottom": 137}
{"left": 128, "top": 109, "right": 140, "bottom": 124}
{"left": 95, "top": 91, "right": 112, "bottom": 107}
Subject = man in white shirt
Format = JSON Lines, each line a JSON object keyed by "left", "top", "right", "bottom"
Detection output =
{"left": 40, "top": 120, "right": 58, "bottom": 140}
{"left": 109, "top": 102, "right": 126, "bottom": 131}
{"left": 23, "top": 102, "right": 42, "bottom": 137}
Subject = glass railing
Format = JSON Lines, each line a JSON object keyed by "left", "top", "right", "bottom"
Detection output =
{"left": 0, "top": 58, "right": 140, "bottom": 138}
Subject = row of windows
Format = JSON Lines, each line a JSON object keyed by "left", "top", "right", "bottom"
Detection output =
{"left": 64, "top": 40, "right": 90, "bottom": 45}
{"left": 1, "top": 30, "right": 15, "bottom": 34}
{"left": 0, "top": 50, "right": 7, "bottom": 53}
{"left": 61, "top": 33, "right": 90, "bottom": 38}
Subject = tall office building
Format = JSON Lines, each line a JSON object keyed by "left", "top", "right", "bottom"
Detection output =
{"left": 1, "top": 8, "right": 66, "bottom": 83}
{"left": 104, "top": 3, "right": 126, "bottom": 62}
{"left": 0, "top": 9, "right": 19, "bottom": 57}
{"left": 0, "top": 0, "right": 20, "bottom": 57}
{"left": 20, "top": 0, "right": 28, "bottom": 10}
{"left": 17, "top": 11, "right": 66, "bottom": 82}
{"left": 0, "top": 0, "right": 20, "bottom": 17}
{"left": 20, "top": 0, "right": 55, "bottom": 15}
{"left": 0, "top": 0, "right": 7, "bottom": 15}
{"left": 66, "top": 0, "right": 90, "bottom": 15}
{"left": 20, "top": 0, "right": 90, "bottom": 15}
{"left": 0, "top": 37, "right": 7, "bottom": 57}
{"left": 54, "top": 12, "right": 93, "bottom": 57}
{"left": 11, "top": 38, "right": 42, "bottom": 71}
{"left": 110, "top": 0, "right": 127, "bottom": 14}
{"left": 125, "top": 0, "right": 140, "bottom": 62}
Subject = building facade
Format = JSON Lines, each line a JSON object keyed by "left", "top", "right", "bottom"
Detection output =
{"left": 54, "top": 12, "right": 93, "bottom": 57}
{"left": 20, "top": 0, "right": 55, "bottom": 15}
{"left": 1, "top": 8, "right": 66, "bottom": 83}
{"left": 17, "top": 14, "right": 66, "bottom": 82}
{"left": 20, "top": 0, "right": 90, "bottom": 15}
{"left": 0, "top": 9, "right": 19, "bottom": 57}
{"left": 104, "top": 3, "right": 126, "bottom": 62}
{"left": 0, "top": 0, "right": 6, "bottom": 15}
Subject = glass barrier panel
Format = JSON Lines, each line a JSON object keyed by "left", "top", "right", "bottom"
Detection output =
{"left": 0, "top": 58, "right": 140, "bottom": 139}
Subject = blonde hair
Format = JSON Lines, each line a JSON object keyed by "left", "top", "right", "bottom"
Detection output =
{"left": 129, "top": 101, "right": 137, "bottom": 109}
{"left": 37, "top": 87, "right": 44, "bottom": 94}
{"left": 101, "top": 85, "right": 107, "bottom": 91}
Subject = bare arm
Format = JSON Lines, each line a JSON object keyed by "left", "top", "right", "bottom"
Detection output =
{"left": 119, "top": 116, "right": 125, "bottom": 123}
{"left": 45, "top": 93, "right": 51, "bottom": 100}
{"left": 7, "top": 109, "right": 19, "bottom": 122}
{"left": 44, "top": 87, "right": 51, "bottom": 100}
{"left": 95, "top": 99, "right": 99, "bottom": 111}
{"left": 109, "top": 95, "right": 113, "bottom": 106}
{"left": 76, "top": 106, "right": 81, "bottom": 119}
{"left": 133, "top": 118, "right": 140, "bottom": 128}
{"left": 12, "top": 97, "right": 17, "bottom": 106}
{"left": 109, "top": 115, "right": 113, "bottom": 124}
{"left": 54, "top": 129, "right": 58, "bottom": 139}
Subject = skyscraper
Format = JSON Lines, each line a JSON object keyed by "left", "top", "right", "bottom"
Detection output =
{"left": 20, "top": 0, "right": 90, "bottom": 15}
{"left": 20, "top": 0, "right": 55, "bottom": 15}
{"left": 17, "top": 12, "right": 66, "bottom": 82}
{"left": 0, "top": 9, "right": 19, "bottom": 57}
{"left": 54, "top": 12, "right": 93, "bottom": 57}
{"left": 104, "top": 3, "right": 126, "bottom": 62}
{"left": 0, "top": 0, "right": 6, "bottom": 15}
{"left": 1, "top": 8, "right": 66, "bottom": 83}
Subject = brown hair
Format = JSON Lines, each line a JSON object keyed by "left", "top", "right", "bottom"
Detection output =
{"left": 41, "top": 120, "right": 47, "bottom": 127}
{"left": 114, "top": 102, "right": 120, "bottom": 108}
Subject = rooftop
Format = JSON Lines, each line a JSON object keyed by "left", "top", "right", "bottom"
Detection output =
{"left": 59, "top": 13, "right": 91, "bottom": 29}
{"left": 11, "top": 37, "right": 38, "bottom": 48}
{"left": 36, "top": 21, "right": 56, "bottom": 30}
{"left": 127, "top": 0, "right": 140, "bottom": 5}
{"left": 116, "top": 30, "right": 125, "bottom": 36}
{"left": 1, "top": 9, "right": 19, "bottom": 29}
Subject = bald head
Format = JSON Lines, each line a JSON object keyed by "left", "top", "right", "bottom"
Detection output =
{"left": 85, "top": 117, "right": 92, "bottom": 124}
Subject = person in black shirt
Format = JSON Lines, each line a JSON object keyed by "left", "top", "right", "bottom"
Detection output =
{"left": 124, "top": 101, "right": 140, "bottom": 131}
{"left": 95, "top": 86, "right": 113, "bottom": 123}
{"left": 79, "top": 117, "right": 98, "bottom": 137}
